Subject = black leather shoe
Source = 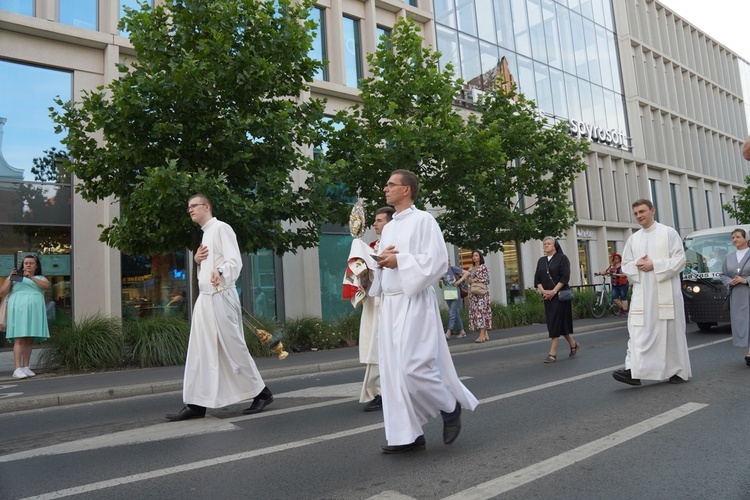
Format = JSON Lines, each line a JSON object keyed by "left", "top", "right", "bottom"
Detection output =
{"left": 165, "top": 406, "right": 205, "bottom": 421}
{"left": 381, "top": 435, "right": 426, "bottom": 454}
{"left": 613, "top": 369, "right": 641, "bottom": 386}
{"left": 443, "top": 404, "right": 462, "bottom": 445}
{"left": 243, "top": 395, "right": 274, "bottom": 414}
{"left": 669, "top": 375, "right": 686, "bottom": 384}
{"left": 364, "top": 395, "right": 382, "bottom": 412}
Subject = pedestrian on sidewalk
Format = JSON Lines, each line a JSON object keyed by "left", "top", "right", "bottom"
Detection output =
{"left": 1, "top": 255, "right": 49, "bottom": 379}
{"left": 468, "top": 250, "right": 492, "bottom": 343}
{"left": 166, "top": 194, "right": 273, "bottom": 421}
{"left": 371, "top": 169, "right": 478, "bottom": 454}
{"left": 613, "top": 199, "right": 691, "bottom": 386}
{"left": 440, "top": 259, "right": 468, "bottom": 340}
{"left": 534, "top": 237, "right": 579, "bottom": 363}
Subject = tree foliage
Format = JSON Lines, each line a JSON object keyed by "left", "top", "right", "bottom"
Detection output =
{"left": 325, "top": 18, "right": 588, "bottom": 253}
{"left": 324, "top": 19, "right": 468, "bottom": 224}
{"left": 50, "top": 0, "right": 333, "bottom": 256}
{"left": 723, "top": 177, "right": 750, "bottom": 223}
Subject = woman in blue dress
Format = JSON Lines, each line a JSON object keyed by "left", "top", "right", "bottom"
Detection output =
{"left": 0, "top": 255, "right": 50, "bottom": 379}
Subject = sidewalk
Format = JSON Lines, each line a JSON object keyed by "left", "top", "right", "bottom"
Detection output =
{"left": 0, "top": 317, "right": 625, "bottom": 414}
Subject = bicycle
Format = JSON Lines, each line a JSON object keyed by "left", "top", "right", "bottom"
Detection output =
{"left": 589, "top": 273, "right": 621, "bottom": 318}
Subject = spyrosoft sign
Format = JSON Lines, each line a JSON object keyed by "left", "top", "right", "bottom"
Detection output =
{"left": 569, "top": 119, "right": 630, "bottom": 151}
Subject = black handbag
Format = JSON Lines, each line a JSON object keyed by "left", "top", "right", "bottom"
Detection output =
{"left": 558, "top": 289, "right": 574, "bottom": 301}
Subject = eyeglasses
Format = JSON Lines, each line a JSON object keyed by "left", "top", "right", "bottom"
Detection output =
{"left": 187, "top": 203, "right": 207, "bottom": 213}
{"left": 384, "top": 182, "right": 407, "bottom": 189}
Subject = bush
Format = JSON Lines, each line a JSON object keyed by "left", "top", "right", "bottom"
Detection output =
{"left": 331, "top": 312, "right": 361, "bottom": 347}
{"left": 123, "top": 315, "right": 190, "bottom": 367}
{"left": 37, "top": 315, "right": 124, "bottom": 372}
{"left": 283, "top": 315, "right": 342, "bottom": 350}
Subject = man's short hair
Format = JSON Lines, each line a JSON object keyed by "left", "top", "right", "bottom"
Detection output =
{"left": 392, "top": 169, "right": 419, "bottom": 201}
{"left": 631, "top": 198, "right": 654, "bottom": 210}
{"left": 375, "top": 206, "right": 396, "bottom": 221}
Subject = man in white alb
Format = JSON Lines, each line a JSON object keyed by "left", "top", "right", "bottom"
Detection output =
{"left": 371, "top": 170, "right": 478, "bottom": 453}
{"left": 613, "top": 198, "right": 691, "bottom": 386}
{"left": 166, "top": 194, "right": 273, "bottom": 420}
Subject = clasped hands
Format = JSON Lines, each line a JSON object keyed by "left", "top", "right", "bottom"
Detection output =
{"left": 635, "top": 254, "right": 654, "bottom": 272}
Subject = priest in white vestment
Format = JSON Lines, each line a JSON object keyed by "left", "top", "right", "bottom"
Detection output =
{"left": 371, "top": 170, "right": 479, "bottom": 453}
{"left": 613, "top": 199, "right": 691, "bottom": 386}
{"left": 166, "top": 194, "right": 273, "bottom": 421}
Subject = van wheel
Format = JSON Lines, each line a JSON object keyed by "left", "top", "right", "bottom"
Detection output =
{"left": 696, "top": 322, "right": 713, "bottom": 331}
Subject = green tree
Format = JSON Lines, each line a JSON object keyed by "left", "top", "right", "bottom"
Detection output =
{"left": 723, "top": 178, "right": 750, "bottom": 223}
{"left": 324, "top": 18, "right": 468, "bottom": 223}
{"left": 325, "top": 18, "right": 588, "bottom": 254}
{"left": 439, "top": 86, "right": 589, "bottom": 252}
{"left": 50, "top": 0, "right": 333, "bottom": 256}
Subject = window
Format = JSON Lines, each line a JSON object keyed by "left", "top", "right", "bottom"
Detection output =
{"left": 0, "top": 61, "right": 72, "bottom": 341}
{"left": 649, "top": 179, "right": 659, "bottom": 222}
{"left": 59, "top": 0, "right": 97, "bottom": 31}
{"left": 309, "top": 7, "right": 328, "bottom": 81}
{"left": 119, "top": 0, "right": 153, "bottom": 37}
{"left": 343, "top": 17, "right": 362, "bottom": 88}
{"left": 319, "top": 233, "right": 354, "bottom": 321}
{"left": 670, "top": 183, "right": 680, "bottom": 233}
{"left": 376, "top": 26, "right": 392, "bottom": 50}
{"left": 689, "top": 187, "right": 697, "bottom": 231}
{"left": 0, "top": 0, "right": 33, "bottom": 16}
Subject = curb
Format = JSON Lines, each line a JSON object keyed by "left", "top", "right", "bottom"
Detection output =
{"left": 0, "top": 321, "right": 625, "bottom": 414}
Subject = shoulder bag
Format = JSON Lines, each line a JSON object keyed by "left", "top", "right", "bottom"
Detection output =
{"left": 451, "top": 267, "right": 468, "bottom": 298}
{"left": 546, "top": 257, "right": 573, "bottom": 301}
{"left": 0, "top": 293, "right": 8, "bottom": 332}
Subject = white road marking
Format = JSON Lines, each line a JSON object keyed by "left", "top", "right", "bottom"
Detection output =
{"left": 277, "top": 382, "right": 362, "bottom": 398}
{"left": 440, "top": 402, "right": 708, "bottom": 500}
{"left": 0, "top": 416, "right": 239, "bottom": 463}
{"left": 19, "top": 423, "right": 385, "bottom": 500}
{"left": 11, "top": 337, "right": 726, "bottom": 498}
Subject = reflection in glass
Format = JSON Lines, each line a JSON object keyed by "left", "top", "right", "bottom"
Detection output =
{"left": 517, "top": 55, "right": 536, "bottom": 102}
{"left": 570, "top": 11, "right": 588, "bottom": 80}
{"left": 435, "top": 0, "right": 457, "bottom": 29}
{"left": 591, "top": 83, "right": 605, "bottom": 127}
{"left": 476, "top": 0, "right": 496, "bottom": 43}
{"left": 242, "top": 250, "right": 277, "bottom": 320}
{"left": 459, "top": 34, "right": 481, "bottom": 83}
{"left": 579, "top": 80, "right": 595, "bottom": 124}
{"left": 565, "top": 72, "right": 582, "bottom": 120}
{"left": 528, "top": 0, "right": 547, "bottom": 62}
{"left": 0, "top": 61, "right": 71, "bottom": 181}
{"left": 0, "top": 0, "right": 33, "bottom": 15}
{"left": 511, "top": 0, "right": 531, "bottom": 57}
{"left": 557, "top": 5, "right": 575, "bottom": 74}
{"left": 343, "top": 16, "right": 362, "bottom": 88}
{"left": 309, "top": 7, "right": 328, "bottom": 81}
{"left": 437, "top": 26, "right": 461, "bottom": 76}
{"left": 596, "top": 25, "right": 612, "bottom": 90}
{"left": 121, "top": 251, "right": 188, "bottom": 320}
{"left": 493, "top": 0, "right": 514, "bottom": 51}
{"left": 59, "top": 0, "right": 97, "bottom": 31}
{"left": 584, "top": 18, "right": 601, "bottom": 86}
{"left": 478, "top": 42, "right": 499, "bottom": 89}
{"left": 550, "top": 67, "right": 568, "bottom": 118}
{"left": 534, "top": 62, "right": 553, "bottom": 113}
{"left": 543, "top": 0, "right": 561, "bottom": 69}
{"left": 456, "top": 0, "right": 477, "bottom": 37}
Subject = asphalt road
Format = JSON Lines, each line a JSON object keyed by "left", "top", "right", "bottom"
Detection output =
{"left": 0, "top": 323, "right": 747, "bottom": 500}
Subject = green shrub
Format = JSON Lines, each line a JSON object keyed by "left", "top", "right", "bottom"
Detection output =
{"left": 283, "top": 315, "right": 341, "bottom": 350}
{"left": 331, "top": 312, "right": 361, "bottom": 347}
{"left": 123, "top": 315, "right": 190, "bottom": 367}
{"left": 37, "top": 315, "right": 124, "bottom": 372}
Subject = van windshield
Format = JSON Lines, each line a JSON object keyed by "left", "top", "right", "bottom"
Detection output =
{"left": 683, "top": 233, "right": 734, "bottom": 278}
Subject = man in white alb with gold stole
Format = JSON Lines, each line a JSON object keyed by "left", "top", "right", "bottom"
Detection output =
{"left": 613, "top": 199, "right": 691, "bottom": 386}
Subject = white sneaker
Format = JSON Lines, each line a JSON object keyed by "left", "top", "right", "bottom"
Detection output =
{"left": 12, "top": 368, "right": 28, "bottom": 379}
{"left": 22, "top": 367, "right": 36, "bottom": 377}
